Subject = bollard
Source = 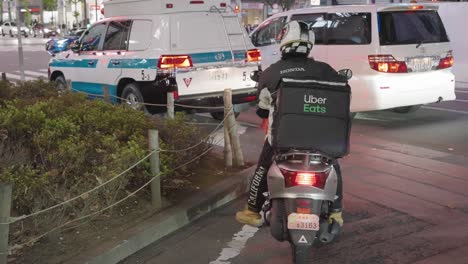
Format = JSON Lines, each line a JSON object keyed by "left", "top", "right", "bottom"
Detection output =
{"left": 167, "top": 92, "right": 175, "bottom": 119}
{"left": 103, "top": 85, "right": 110, "bottom": 103}
{"left": 223, "top": 89, "right": 244, "bottom": 167}
{"left": 0, "top": 183, "right": 12, "bottom": 264}
{"left": 148, "top": 130, "right": 162, "bottom": 210}
{"left": 1, "top": 73, "right": 6, "bottom": 81}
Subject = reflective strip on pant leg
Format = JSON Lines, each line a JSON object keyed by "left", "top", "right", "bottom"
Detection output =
{"left": 248, "top": 166, "right": 266, "bottom": 210}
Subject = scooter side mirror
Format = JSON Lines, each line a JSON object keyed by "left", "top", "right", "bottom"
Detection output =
{"left": 337, "top": 69, "right": 353, "bottom": 81}
{"left": 250, "top": 70, "right": 261, "bottom": 82}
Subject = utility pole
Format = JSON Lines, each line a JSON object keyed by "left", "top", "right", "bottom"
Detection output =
{"left": 15, "top": 0, "right": 25, "bottom": 82}
{"left": 7, "top": 0, "right": 12, "bottom": 22}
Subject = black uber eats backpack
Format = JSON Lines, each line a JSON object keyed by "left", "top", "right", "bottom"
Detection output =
{"left": 270, "top": 77, "right": 352, "bottom": 158}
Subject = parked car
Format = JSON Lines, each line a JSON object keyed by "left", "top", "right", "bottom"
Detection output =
{"left": 33, "top": 23, "right": 61, "bottom": 38}
{"left": 46, "top": 28, "right": 86, "bottom": 54}
{"left": 48, "top": 0, "right": 259, "bottom": 120}
{"left": 250, "top": 4, "right": 456, "bottom": 114}
{"left": 1, "top": 21, "right": 29, "bottom": 37}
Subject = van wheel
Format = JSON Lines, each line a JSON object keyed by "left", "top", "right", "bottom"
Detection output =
{"left": 121, "top": 83, "right": 147, "bottom": 112}
{"left": 54, "top": 75, "right": 67, "bottom": 91}
{"left": 211, "top": 111, "right": 240, "bottom": 121}
{"left": 392, "top": 105, "right": 421, "bottom": 114}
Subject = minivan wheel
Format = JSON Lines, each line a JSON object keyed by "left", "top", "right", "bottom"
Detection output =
{"left": 54, "top": 75, "right": 67, "bottom": 91}
{"left": 392, "top": 105, "right": 421, "bottom": 114}
{"left": 211, "top": 111, "right": 240, "bottom": 121}
{"left": 121, "top": 83, "right": 147, "bottom": 112}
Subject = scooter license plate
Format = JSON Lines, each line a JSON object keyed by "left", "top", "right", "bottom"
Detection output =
{"left": 287, "top": 213, "right": 319, "bottom": 231}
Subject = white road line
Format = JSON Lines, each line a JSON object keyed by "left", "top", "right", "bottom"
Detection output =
{"left": 38, "top": 69, "right": 48, "bottom": 73}
{"left": 3, "top": 73, "right": 35, "bottom": 81}
{"left": 212, "top": 125, "right": 248, "bottom": 147}
{"left": 455, "top": 99, "right": 468, "bottom": 103}
{"left": 209, "top": 225, "right": 259, "bottom": 264}
{"left": 422, "top": 106, "right": 468, "bottom": 115}
{"left": 22, "top": 70, "right": 48, "bottom": 77}
{"left": 456, "top": 90, "right": 468, "bottom": 94}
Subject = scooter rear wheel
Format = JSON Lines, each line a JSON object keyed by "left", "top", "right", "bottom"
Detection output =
{"left": 291, "top": 244, "right": 311, "bottom": 264}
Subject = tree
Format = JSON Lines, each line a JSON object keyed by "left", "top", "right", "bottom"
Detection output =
{"left": 43, "top": 0, "right": 58, "bottom": 11}
{"left": 262, "top": 0, "right": 296, "bottom": 11}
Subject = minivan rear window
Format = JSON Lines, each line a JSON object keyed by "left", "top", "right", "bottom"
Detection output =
{"left": 326, "top": 13, "right": 372, "bottom": 45}
{"left": 378, "top": 11, "right": 449, "bottom": 45}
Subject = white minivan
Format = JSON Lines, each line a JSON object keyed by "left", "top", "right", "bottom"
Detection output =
{"left": 251, "top": 4, "right": 456, "bottom": 114}
{"left": 48, "top": 0, "right": 260, "bottom": 119}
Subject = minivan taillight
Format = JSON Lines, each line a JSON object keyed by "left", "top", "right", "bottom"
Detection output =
{"left": 438, "top": 51, "right": 454, "bottom": 69}
{"left": 246, "top": 49, "right": 261, "bottom": 63}
{"left": 368, "top": 55, "right": 408, "bottom": 73}
{"left": 158, "top": 55, "right": 193, "bottom": 69}
{"left": 281, "top": 169, "right": 329, "bottom": 189}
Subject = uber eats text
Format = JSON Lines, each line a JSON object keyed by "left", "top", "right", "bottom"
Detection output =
{"left": 303, "top": 95, "right": 327, "bottom": 113}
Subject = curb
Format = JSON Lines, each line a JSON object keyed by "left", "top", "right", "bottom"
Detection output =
{"left": 81, "top": 165, "right": 255, "bottom": 264}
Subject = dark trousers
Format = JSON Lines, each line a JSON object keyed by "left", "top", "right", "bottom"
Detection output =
{"left": 247, "top": 141, "right": 343, "bottom": 213}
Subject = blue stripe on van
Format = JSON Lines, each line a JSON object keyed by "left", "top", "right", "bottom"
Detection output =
{"left": 50, "top": 59, "right": 99, "bottom": 68}
{"left": 190, "top": 50, "right": 246, "bottom": 64}
{"left": 106, "top": 51, "right": 247, "bottom": 69}
{"left": 107, "top": 59, "right": 158, "bottom": 69}
{"left": 71, "top": 82, "right": 118, "bottom": 103}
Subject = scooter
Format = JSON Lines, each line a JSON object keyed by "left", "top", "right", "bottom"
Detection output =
{"left": 250, "top": 69, "right": 352, "bottom": 263}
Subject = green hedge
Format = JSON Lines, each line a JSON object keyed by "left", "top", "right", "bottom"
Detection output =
{"left": 0, "top": 80, "right": 210, "bottom": 245}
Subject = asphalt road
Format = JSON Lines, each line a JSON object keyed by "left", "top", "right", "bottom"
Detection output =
{"left": 120, "top": 107, "right": 468, "bottom": 264}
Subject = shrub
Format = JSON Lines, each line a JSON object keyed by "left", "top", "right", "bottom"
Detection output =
{"left": 0, "top": 80, "right": 211, "bottom": 247}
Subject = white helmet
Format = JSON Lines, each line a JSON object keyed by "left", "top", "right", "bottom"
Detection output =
{"left": 279, "top": 21, "right": 315, "bottom": 57}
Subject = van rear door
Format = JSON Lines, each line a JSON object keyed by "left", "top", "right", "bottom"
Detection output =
{"left": 169, "top": 12, "right": 259, "bottom": 97}
{"left": 377, "top": 6, "right": 452, "bottom": 73}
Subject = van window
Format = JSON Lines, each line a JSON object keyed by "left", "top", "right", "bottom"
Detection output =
{"left": 103, "top": 20, "right": 132, "bottom": 51}
{"left": 290, "top": 13, "right": 326, "bottom": 44}
{"left": 252, "top": 17, "right": 287, "bottom": 47}
{"left": 326, "top": 13, "right": 371, "bottom": 45}
{"left": 378, "top": 11, "right": 449, "bottom": 46}
{"left": 80, "top": 23, "right": 106, "bottom": 51}
{"left": 128, "top": 20, "right": 152, "bottom": 51}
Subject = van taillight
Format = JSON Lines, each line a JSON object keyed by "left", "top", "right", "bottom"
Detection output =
{"left": 368, "top": 55, "right": 408, "bottom": 73}
{"left": 158, "top": 55, "right": 193, "bottom": 69}
{"left": 438, "top": 51, "right": 454, "bottom": 69}
{"left": 281, "top": 169, "right": 329, "bottom": 189}
{"left": 246, "top": 49, "right": 261, "bottom": 63}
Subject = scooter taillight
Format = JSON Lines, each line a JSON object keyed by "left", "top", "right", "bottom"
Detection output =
{"left": 281, "top": 169, "right": 329, "bottom": 189}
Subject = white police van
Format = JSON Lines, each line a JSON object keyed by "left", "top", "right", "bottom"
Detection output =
{"left": 251, "top": 4, "right": 456, "bottom": 114}
{"left": 48, "top": 0, "right": 261, "bottom": 119}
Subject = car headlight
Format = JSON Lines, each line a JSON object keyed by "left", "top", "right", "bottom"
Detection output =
{"left": 44, "top": 28, "right": 50, "bottom": 33}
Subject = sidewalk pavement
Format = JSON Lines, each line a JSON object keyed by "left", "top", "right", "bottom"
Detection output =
{"left": 70, "top": 130, "right": 468, "bottom": 264}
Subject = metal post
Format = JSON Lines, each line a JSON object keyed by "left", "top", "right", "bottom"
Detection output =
{"left": 103, "top": 85, "right": 110, "bottom": 102}
{"left": 95, "top": 0, "right": 98, "bottom": 23}
{"left": 148, "top": 130, "right": 162, "bottom": 210}
{"left": 66, "top": 79, "right": 72, "bottom": 91}
{"left": 0, "top": 183, "right": 13, "bottom": 264}
{"left": 166, "top": 92, "right": 175, "bottom": 119}
{"left": 15, "top": 0, "right": 25, "bottom": 82}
